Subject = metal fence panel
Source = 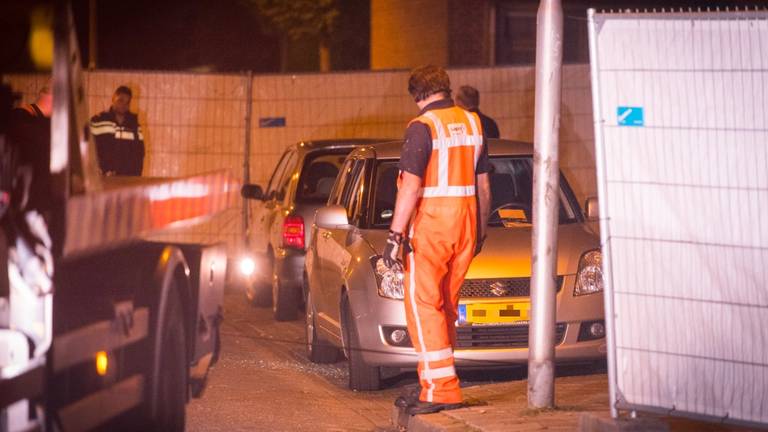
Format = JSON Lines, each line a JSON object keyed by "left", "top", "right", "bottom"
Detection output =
{"left": 5, "top": 65, "right": 597, "bottom": 257}
{"left": 588, "top": 9, "right": 768, "bottom": 427}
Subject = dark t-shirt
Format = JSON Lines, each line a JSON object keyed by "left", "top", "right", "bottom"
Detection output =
{"left": 399, "top": 98, "right": 491, "bottom": 178}
{"left": 473, "top": 109, "right": 500, "bottom": 139}
{"left": 7, "top": 104, "right": 51, "bottom": 211}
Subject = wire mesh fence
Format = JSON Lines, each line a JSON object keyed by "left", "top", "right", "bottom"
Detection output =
{"left": 588, "top": 8, "right": 768, "bottom": 428}
{"left": 3, "top": 64, "right": 598, "bottom": 260}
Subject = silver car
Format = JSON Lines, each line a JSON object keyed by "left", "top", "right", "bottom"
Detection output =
{"left": 239, "top": 139, "right": 388, "bottom": 321}
{"left": 304, "top": 139, "right": 606, "bottom": 390}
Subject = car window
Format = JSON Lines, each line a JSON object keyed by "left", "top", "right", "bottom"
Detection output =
{"left": 341, "top": 160, "right": 366, "bottom": 224}
{"left": 369, "top": 157, "right": 579, "bottom": 229}
{"left": 296, "top": 152, "right": 348, "bottom": 204}
{"left": 274, "top": 151, "right": 298, "bottom": 201}
{"left": 371, "top": 161, "right": 399, "bottom": 228}
{"left": 266, "top": 152, "right": 290, "bottom": 197}
{"left": 487, "top": 157, "right": 578, "bottom": 226}
{"left": 328, "top": 158, "right": 354, "bottom": 206}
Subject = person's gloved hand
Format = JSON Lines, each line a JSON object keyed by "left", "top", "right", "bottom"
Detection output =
{"left": 382, "top": 230, "right": 405, "bottom": 271}
{"left": 474, "top": 234, "right": 487, "bottom": 257}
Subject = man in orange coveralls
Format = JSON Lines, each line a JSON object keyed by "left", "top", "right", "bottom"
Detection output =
{"left": 383, "top": 65, "right": 492, "bottom": 415}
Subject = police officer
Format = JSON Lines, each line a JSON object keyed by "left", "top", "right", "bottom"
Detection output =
{"left": 384, "top": 65, "right": 492, "bottom": 415}
{"left": 90, "top": 86, "right": 145, "bottom": 176}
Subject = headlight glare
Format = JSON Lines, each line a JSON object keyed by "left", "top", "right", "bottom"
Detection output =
{"left": 239, "top": 256, "right": 256, "bottom": 277}
{"left": 574, "top": 249, "right": 603, "bottom": 296}
{"left": 371, "top": 256, "right": 404, "bottom": 300}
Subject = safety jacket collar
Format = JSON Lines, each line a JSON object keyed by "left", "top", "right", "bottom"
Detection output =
{"left": 419, "top": 98, "right": 454, "bottom": 115}
{"left": 103, "top": 107, "right": 139, "bottom": 125}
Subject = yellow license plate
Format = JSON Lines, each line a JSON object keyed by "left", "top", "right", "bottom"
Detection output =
{"left": 458, "top": 301, "right": 530, "bottom": 325}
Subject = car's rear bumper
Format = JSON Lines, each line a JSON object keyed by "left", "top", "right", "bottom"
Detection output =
{"left": 243, "top": 247, "right": 305, "bottom": 302}
{"left": 274, "top": 247, "right": 305, "bottom": 290}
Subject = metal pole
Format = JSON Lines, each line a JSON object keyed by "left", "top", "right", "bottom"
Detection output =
{"left": 587, "top": 8, "right": 618, "bottom": 418}
{"left": 88, "top": 0, "right": 96, "bottom": 70}
{"left": 528, "top": 0, "right": 562, "bottom": 409}
{"left": 242, "top": 71, "right": 253, "bottom": 243}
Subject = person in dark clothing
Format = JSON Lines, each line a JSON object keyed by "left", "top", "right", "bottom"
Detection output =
{"left": 90, "top": 85, "right": 145, "bottom": 176}
{"left": 5, "top": 82, "right": 58, "bottom": 275}
{"left": 7, "top": 83, "right": 52, "bottom": 213}
{"left": 455, "top": 85, "right": 500, "bottom": 139}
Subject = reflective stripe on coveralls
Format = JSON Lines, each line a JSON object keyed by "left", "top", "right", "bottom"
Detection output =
{"left": 403, "top": 106, "right": 483, "bottom": 404}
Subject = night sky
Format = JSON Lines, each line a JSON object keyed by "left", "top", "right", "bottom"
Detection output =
{"left": 0, "top": 0, "right": 369, "bottom": 74}
{"left": 0, "top": 0, "right": 757, "bottom": 74}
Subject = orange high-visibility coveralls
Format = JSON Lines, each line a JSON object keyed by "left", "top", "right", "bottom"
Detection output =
{"left": 403, "top": 105, "right": 484, "bottom": 404}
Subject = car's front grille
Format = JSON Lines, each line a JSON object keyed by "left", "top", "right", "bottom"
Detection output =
{"left": 459, "top": 277, "right": 563, "bottom": 298}
{"left": 456, "top": 323, "right": 567, "bottom": 349}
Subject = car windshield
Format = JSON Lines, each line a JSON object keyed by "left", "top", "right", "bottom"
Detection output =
{"left": 486, "top": 157, "right": 578, "bottom": 226}
{"left": 296, "top": 151, "right": 350, "bottom": 203}
{"left": 370, "top": 157, "right": 579, "bottom": 228}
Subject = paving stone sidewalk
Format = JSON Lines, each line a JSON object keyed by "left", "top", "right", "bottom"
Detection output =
{"left": 394, "top": 374, "right": 757, "bottom": 432}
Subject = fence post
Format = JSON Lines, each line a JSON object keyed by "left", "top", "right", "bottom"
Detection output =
{"left": 528, "top": 0, "right": 563, "bottom": 409}
{"left": 242, "top": 71, "right": 253, "bottom": 242}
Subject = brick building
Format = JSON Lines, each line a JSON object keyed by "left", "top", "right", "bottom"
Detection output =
{"left": 371, "top": 0, "right": 758, "bottom": 69}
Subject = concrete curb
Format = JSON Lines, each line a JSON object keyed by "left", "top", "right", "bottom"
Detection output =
{"left": 391, "top": 406, "right": 480, "bottom": 432}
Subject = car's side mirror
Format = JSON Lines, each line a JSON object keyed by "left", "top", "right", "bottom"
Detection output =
{"left": 241, "top": 184, "right": 264, "bottom": 200}
{"left": 585, "top": 196, "right": 599, "bottom": 221}
{"left": 315, "top": 205, "right": 350, "bottom": 229}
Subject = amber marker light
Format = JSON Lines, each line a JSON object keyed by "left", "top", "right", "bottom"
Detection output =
{"left": 96, "top": 351, "right": 108, "bottom": 376}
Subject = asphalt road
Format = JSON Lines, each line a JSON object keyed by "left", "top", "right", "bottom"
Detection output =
{"left": 186, "top": 285, "right": 602, "bottom": 431}
{"left": 186, "top": 284, "right": 407, "bottom": 432}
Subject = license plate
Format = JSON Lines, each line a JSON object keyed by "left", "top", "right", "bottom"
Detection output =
{"left": 458, "top": 301, "right": 530, "bottom": 325}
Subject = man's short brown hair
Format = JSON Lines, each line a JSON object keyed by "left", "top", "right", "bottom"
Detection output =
{"left": 456, "top": 85, "right": 479, "bottom": 110}
{"left": 408, "top": 65, "right": 451, "bottom": 102}
{"left": 114, "top": 85, "right": 133, "bottom": 98}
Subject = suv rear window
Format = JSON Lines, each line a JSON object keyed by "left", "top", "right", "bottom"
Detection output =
{"left": 296, "top": 151, "right": 350, "bottom": 203}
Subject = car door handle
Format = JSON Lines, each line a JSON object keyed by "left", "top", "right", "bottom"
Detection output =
{"left": 322, "top": 231, "right": 332, "bottom": 239}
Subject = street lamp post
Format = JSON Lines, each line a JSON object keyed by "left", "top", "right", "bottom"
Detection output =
{"left": 88, "top": 0, "right": 96, "bottom": 69}
{"left": 528, "top": 0, "right": 563, "bottom": 409}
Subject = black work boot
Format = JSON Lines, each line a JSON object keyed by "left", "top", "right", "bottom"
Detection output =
{"left": 406, "top": 400, "right": 463, "bottom": 415}
{"left": 393, "top": 385, "right": 421, "bottom": 408}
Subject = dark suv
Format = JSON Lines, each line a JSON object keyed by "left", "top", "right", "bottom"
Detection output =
{"left": 240, "top": 139, "right": 389, "bottom": 320}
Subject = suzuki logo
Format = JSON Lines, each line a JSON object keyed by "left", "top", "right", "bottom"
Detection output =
{"left": 490, "top": 281, "right": 508, "bottom": 297}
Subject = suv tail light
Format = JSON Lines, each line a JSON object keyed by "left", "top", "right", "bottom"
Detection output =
{"left": 282, "top": 215, "right": 305, "bottom": 249}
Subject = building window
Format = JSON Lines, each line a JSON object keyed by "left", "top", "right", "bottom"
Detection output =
{"left": 494, "top": 1, "right": 590, "bottom": 65}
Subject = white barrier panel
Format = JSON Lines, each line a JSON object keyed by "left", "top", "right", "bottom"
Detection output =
{"left": 588, "top": 9, "right": 768, "bottom": 428}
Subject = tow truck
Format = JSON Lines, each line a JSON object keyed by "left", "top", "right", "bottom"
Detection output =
{"left": 0, "top": 5, "right": 236, "bottom": 431}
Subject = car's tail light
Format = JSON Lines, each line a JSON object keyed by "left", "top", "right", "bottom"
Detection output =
{"left": 282, "top": 215, "right": 305, "bottom": 249}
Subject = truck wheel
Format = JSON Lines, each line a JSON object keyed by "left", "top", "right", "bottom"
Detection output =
{"left": 305, "top": 291, "right": 339, "bottom": 363}
{"left": 149, "top": 284, "right": 187, "bottom": 432}
{"left": 211, "top": 322, "right": 221, "bottom": 365}
{"left": 343, "top": 298, "right": 381, "bottom": 391}
{"left": 272, "top": 264, "right": 297, "bottom": 321}
{"left": 189, "top": 370, "right": 208, "bottom": 399}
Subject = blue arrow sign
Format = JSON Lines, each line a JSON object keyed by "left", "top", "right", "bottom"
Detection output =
{"left": 259, "top": 117, "right": 286, "bottom": 128}
{"left": 617, "top": 106, "right": 644, "bottom": 126}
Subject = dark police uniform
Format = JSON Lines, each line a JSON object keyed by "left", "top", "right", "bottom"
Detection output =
{"left": 90, "top": 109, "right": 145, "bottom": 176}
